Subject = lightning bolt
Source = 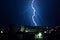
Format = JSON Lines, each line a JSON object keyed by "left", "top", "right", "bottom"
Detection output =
{"left": 31, "top": 0, "right": 37, "bottom": 26}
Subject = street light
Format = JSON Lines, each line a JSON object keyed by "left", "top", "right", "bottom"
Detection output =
{"left": 35, "top": 32, "right": 43, "bottom": 39}
{"left": 1, "top": 30, "right": 3, "bottom": 34}
{"left": 38, "top": 33, "right": 43, "bottom": 38}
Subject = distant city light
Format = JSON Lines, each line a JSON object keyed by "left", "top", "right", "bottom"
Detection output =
{"left": 20, "top": 26, "right": 25, "bottom": 32}
{"left": 44, "top": 31, "right": 47, "bottom": 33}
{"left": 49, "top": 28, "right": 54, "bottom": 33}
{"left": 46, "top": 27, "right": 48, "bottom": 29}
{"left": 1, "top": 31, "right": 3, "bottom": 33}
{"left": 25, "top": 30, "right": 29, "bottom": 32}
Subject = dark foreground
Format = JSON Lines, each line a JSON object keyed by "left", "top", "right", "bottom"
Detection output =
{"left": 0, "top": 25, "right": 60, "bottom": 40}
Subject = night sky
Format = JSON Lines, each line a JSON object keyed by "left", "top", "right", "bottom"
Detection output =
{"left": 0, "top": 0, "right": 60, "bottom": 26}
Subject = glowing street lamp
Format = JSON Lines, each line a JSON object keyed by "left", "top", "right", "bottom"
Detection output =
{"left": 1, "top": 30, "right": 3, "bottom": 34}
{"left": 38, "top": 33, "right": 43, "bottom": 38}
{"left": 35, "top": 32, "right": 43, "bottom": 39}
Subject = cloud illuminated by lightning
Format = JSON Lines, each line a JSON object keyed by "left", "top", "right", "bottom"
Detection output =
{"left": 31, "top": 0, "right": 37, "bottom": 26}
